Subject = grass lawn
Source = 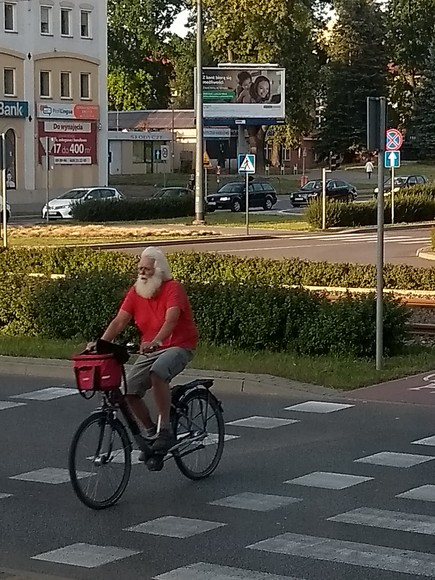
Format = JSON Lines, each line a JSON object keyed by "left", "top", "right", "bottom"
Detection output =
{"left": 1, "top": 336, "right": 434, "bottom": 390}
{"left": 151, "top": 213, "right": 310, "bottom": 230}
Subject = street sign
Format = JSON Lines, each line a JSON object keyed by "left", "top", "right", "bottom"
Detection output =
{"left": 238, "top": 153, "right": 256, "bottom": 174}
{"left": 203, "top": 150, "right": 213, "bottom": 168}
{"left": 384, "top": 150, "right": 400, "bottom": 168}
{"left": 160, "top": 145, "right": 169, "bottom": 161}
{"left": 386, "top": 128, "right": 403, "bottom": 151}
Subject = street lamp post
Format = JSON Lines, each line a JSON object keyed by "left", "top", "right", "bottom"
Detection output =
{"left": 194, "top": 0, "right": 205, "bottom": 224}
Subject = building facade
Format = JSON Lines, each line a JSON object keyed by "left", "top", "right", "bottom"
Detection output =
{"left": 0, "top": 0, "right": 107, "bottom": 198}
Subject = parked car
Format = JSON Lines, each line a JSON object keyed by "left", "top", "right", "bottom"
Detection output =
{"left": 152, "top": 187, "right": 193, "bottom": 200}
{"left": 374, "top": 174, "right": 429, "bottom": 197}
{"left": 41, "top": 187, "right": 125, "bottom": 219}
{"left": 290, "top": 179, "right": 358, "bottom": 207}
{"left": 206, "top": 180, "right": 278, "bottom": 212}
{"left": 0, "top": 196, "right": 11, "bottom": 223}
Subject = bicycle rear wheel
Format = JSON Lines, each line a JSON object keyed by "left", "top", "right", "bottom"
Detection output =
{"left": 69, "top": 412, "right": 132, "bottom": 510}
{"left": 172, "top": 389, "right": 224, "bottom": 480}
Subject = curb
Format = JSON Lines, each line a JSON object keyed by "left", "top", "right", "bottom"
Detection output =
{"left": 0, "top": 355, "right": 336, "bottom": 398}
{"left": 416, "top": 247, "right": 435, "bottom": 261}
{"left": 346, "top": 222, "right": 434, "bottom": 234}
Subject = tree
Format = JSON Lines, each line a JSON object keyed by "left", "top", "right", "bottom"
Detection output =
{"left": 412, "top": 45, "right": 435, "bottom": 159}
{"left": 202, "top": 0, "right": 323, "bottom": 169}
{"left": 319, "top": 0, "right": 387, "bottom": 160}
{"left": 386, "top": 0, "right": 435, "bottom": 133}
{"left": 107, "top": 0, "right": 184, "bottom": 110}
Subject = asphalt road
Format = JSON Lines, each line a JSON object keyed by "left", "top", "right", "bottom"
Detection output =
{"left": 3, "top": 371, "right": 435, "bottom": 579}
{"left": 122, "top": 226, "right": 431, "bottom": 267}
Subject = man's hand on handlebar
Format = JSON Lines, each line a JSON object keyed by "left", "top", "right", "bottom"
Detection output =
{"left": 140, "top": 341, "right": 159, "bottom": 354}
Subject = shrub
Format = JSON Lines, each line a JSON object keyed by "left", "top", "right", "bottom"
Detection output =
{"left": 305, "top": 193, "right": 435, "bottom": 228}
{"left": 0, "top": 273, "right": 410, "bottom": 358}
{"left": 71, "top": 198, "right": 194, "bottom": 222}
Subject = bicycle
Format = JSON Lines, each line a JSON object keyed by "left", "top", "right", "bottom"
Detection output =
{"left": 69, "top": 342, "right": 225, "bottom": 510}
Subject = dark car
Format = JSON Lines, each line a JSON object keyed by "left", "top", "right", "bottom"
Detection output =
{"left": 152, "top": 187, "right": 193, "bottom": 200}
{"left": 290, "top": 179, "right": 358, "bottom": 207}
{"left": 206, "top": 181, "right": 278, "bottom": 212}
{"left": 374, "top": 174, "right": 428, "bottom": 197}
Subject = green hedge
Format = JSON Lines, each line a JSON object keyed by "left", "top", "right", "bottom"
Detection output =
{"left": 0, "top": 273, "right": 409, "bottom": 358}
{"left": 3, "top": 247, "right": 435, "bottom": 290}
{"left": 70, "top": 197, "right": 194, "bottom": 222}
{"left": 305, "top": 193, "right": 435, "bottom": 228}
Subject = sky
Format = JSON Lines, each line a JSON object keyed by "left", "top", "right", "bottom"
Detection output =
{"left": 170, "top": 9, "right": 190, "bottom": 38}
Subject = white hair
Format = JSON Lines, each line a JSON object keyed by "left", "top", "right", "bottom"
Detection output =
{"left": 141, "top": 247, "right": 172, "bottom": 281}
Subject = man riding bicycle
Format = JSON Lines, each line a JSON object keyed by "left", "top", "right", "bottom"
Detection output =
{"left": 92, "top": 247, "right": 198, "bottom": 461}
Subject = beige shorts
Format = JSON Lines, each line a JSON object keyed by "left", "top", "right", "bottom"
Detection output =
{"left": 126, "top": 347, "right": 193, "bottom": 397}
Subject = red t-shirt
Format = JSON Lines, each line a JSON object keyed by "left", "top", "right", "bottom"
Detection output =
{"left": 120, "top": 280, "right": 198, "bottom": 350}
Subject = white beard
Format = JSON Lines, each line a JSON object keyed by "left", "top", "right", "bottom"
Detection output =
{"left": 135, "top": 271, "right": 163, "bottom": 299}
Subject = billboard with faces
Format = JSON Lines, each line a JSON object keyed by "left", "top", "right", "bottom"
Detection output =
{"left": 199, "top": 67, "right": 285, "bottom": 122}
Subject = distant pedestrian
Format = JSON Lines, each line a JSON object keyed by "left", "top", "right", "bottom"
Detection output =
{"left": 365, "top": 160, "right": 374, "bottom": 179}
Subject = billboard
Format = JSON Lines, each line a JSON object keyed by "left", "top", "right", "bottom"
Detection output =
{"left": 200, "top": 67, "right": 285, "bottom": 123}
{"left": 38, "top": 120, "right": 97, "bottom": 165}
{"left": 37, "top": 102, "right": 99, "bottom": 120}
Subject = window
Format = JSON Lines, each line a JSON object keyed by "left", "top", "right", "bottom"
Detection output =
{"left": 80, "top": 10, "right": 91, "bottom": 37}
{"left": 4, "top": 2, "right": 16, "bottom": 32}
{"left": 60, "top": 72, "right": 71, "bottom": 99}
{"left": 132, "top": 142, "right": 145, "bottom": 164}
{"left": 60, "top": 8, "right": 71, "bottom": 36}
{"left": 4, "top": 68, "right": 15, "bottom": 96}
{"left": 39, "top": 71, "right": 51, "bottom": 98}
{"left": 80, "top": 72, "right": 90, "bottom": 99}
{"left": 40, "top": 6, "right": 52, "bottom": 35}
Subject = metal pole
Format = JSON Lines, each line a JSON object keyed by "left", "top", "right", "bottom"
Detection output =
{"left": 45, "top": 136, "right": 50, "bottom": 223}
{"left": 194, "top": 0, "right": 204, "bottom": 224}
{"left": 322, "top": 167, "right": 327, "bottom": 230}
{"left": 376, "top": 97, "right": 386, "bottom": 371}
{"left": 245, "top": 172, "right": 249, "bottom": 235}
{"left": 391, "top": 165, "right": 395, "bottom": 225}
{"left": 1, "top": 134, "right": 7, "bottom": 248}
{"left": 171, "top": 99, "right": 175, "bottom": 174}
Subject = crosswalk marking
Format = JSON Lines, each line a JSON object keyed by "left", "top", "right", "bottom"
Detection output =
{"left": 10, "top": 468, "right": 93, "bottom": 484}
{"left": 354, "top": 451, "right": 434, "bottom": 468}
{"left": 10, "top": 387, "right": 76, "bottom": 401}
{"left": 328, "top": 507, "right": 435, "bottom": 535}
{"left": 32, "top": 543, "right": 139, "bottom": 568}
{"left": 209, "top": 492, "right": 302, "bottom": 512}
{"left": 247, "top": 532, "right": 435, "bottom": 576}
{"left": 126, "top": 516, "right": 226, "bottom": 538}
{"left": 285, "top": 471, "right": 373, "bottom": 489}
{"left": 0, "top": 401, "right": 26, "bottom": 410}
{"left": 284, "top": 401, "right": 353, "bottom": 413}
{"left": 397, "top": 485, "right": 435, "bottom": 502}
{"left": 154, "top": 562, "right": 302, "bottom": 580}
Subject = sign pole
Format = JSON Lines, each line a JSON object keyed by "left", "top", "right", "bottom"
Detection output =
{"left": 204, "top": 167, "right": 208, "bottom": 200}
{"left": 245, "top": 172, "right": 249, "bottom": 236}
{"left": 194, "top": 0, "right": 205, "bottom": 224}
{"left": 391, "top": 165, "right": 395, "bottom": 225}
{"left": 1, "top": 133, "right": 7, "bottom": 248}
{"left": 45, "top": 137, "right": 50, "bottom": 224}
{"left": 322, "top": 167, "right": 327, "bottom": 230}
{"left": 376, "top": 97, "right": 386, "bottom": 371}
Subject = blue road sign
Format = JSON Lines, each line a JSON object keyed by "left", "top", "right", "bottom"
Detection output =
{"left": 238, "top": 154, "right": 256, "bottom": 174}
{"left": 384, "top": 150, "right": 400, "bottom": 168}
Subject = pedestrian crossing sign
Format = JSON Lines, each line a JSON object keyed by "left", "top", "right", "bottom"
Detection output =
{"left": 238, "top": 154, "right": 256, "bottom": 174}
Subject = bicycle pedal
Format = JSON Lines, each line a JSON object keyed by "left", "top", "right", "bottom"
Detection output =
{"left": 145, "top": 456, "right": 164, "bottom": 471}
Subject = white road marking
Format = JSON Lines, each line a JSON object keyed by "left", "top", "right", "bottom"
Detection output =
{"left": 354, "top": 451, "right": 434, "bottom": 468}
{"left": 210, "top": 492, "right": 302, "bottom": 512}
{"left": 126, "top": 516, "right": 226, "bottom": 538}
{"left": 247, "top": 532, "right": 435, "bottom": 576}
{"left": 10, "top": 387, "right": 76, "bottom": 401}
{"left": 32, "top": 543, "right": 139, "bottom": 568}
{"left": 284, "top": 401, "right": 354, "bottom": 413}
{"left": 226, "top": 416, "right": 299, "bottom": 429}
{"left": 284, "top": 471, "right": 373, "bottom": 489}
{"left": 154, "top": 562, "right": 302, "bottom": 580}
{"left": 328, "top": 507, "right": 435, "bottom": 535}
{"left": 0, "top": 401, "right": 26, "bottom": 411}
{"left": 412, "top": 435, "right": 435, "bottom": 446}
{"left": 10, "top": 468, "right": 92, "bottom": 484}
{"left": 397, "top": 485, "right": 435, "bottom": 502}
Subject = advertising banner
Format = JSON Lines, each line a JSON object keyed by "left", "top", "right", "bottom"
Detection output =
{"left": 37, "top": 102, "right": 99, "bottom": 120}
{"left": 200, "top": 67, "right": 285, "bottom": 122}
{"left": 38, "top": 121, "right": 97, "bottom": 165}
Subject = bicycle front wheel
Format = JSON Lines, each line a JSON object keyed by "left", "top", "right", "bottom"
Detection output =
{"left": 172, "top": 389, "right": 224, "bottom": 480}
{"left": 69, "top": 412, "right": 132, "bottom": 510}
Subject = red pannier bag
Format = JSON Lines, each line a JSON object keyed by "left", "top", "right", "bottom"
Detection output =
{"left": 72, "top": 352, "right": 123, "bottom": 392}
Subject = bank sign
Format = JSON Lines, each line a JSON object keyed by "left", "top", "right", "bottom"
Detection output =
{"left": 0, "top": 100, "right": 29, "bottom": 118}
